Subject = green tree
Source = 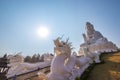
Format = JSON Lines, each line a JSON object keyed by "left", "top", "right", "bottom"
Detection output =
{"left": 24, "top": 56, "right": 31, "bottom": 62}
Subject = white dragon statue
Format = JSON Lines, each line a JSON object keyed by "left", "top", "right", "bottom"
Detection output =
{"left": 38, "top": 37, "right": 101, "bottom": 80}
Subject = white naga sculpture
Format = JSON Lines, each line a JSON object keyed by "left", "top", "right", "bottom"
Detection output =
{"left": 38, "top": 37, "right": 101, "bottom": 80}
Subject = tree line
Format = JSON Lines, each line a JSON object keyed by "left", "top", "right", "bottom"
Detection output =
{"left": 24, "top": 54, "right": 44, "bottom": 63}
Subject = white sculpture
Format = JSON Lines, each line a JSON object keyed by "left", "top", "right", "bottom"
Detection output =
{"left": 38, "top": 37, "right": 102, "bottom": 80}
{"left": 47, "top": 38, "right": 73, "bottom": 80}
{"left": 79, "top": 22, "right": 118, "bottom": 54}
{"left": 7, "top": 52, "right": 24, "bottom": 64}
{"left": 85, "top": 22, "right": 103, "bottom": 44}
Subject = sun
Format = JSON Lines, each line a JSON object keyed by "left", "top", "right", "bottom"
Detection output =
{"left": 37, "top": 27, "right": 49, "bottom": 38}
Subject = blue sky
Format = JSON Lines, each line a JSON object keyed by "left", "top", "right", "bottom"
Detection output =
{"left": 0, "top": 0, "right": 120, "bottom": 56}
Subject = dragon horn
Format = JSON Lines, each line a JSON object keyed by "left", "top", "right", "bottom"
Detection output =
{"left": 54, "top": 37, "right": 60, "bottom": 47}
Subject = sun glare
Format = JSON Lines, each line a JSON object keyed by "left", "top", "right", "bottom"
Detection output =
{"left": 37, "top": 27, "right": 49, "bottom": 38}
